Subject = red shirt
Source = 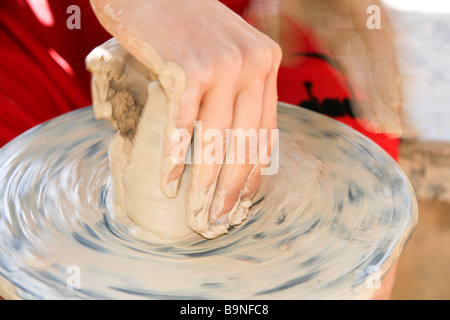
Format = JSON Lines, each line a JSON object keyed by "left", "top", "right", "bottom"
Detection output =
{"left": 0, "top": 0, "right": 398, "bottom": 159}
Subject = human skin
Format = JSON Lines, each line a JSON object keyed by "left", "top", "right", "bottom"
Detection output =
{"left": 275, "top": 0, "right": 402, "bottom": 135}
{"left": 90, "top": 0, "right": 401, "bottom": 227}
{"left": 89, "top": 0, "right": 282, "bottom": 225}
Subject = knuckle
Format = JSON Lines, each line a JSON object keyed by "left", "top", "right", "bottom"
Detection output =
{"left": 191, "top": 61, "right": 215, "bottom": 86}
{"left": 217, "top": 44, "right": 244, "bottom": 78}
{"left": 223, "top": 44, "right": 244, "bottom": 65}
{"left": 249, "top": 44, "right": 271, "bottom": 65}
{"left": 185, "top": 64, "right": 216, "bottom": 90}
{"left": 190, "top": 46, "right": 245, "bottom": 84}
{"left": 185, "top": 39, "right": 281, "bottom": 86}
{"left": 243, "top": 40, "right": 280, "bottom": 74}
{"left": 271, "top": 42, "right": 283, "bottom": 66}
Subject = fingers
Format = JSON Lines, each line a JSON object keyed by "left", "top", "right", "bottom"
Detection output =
{"left": 326, "top": 29, "right": 385, "bottom": 132}
{"left": 209, "top": 45, "right": 281, "bottom": 228}
{"left": 331, "top": 0, "right": 402, "bottom": 135}
{"left": 185, "top": 84, "right": 236, "bottom": 233}
{"left": 241, "top": 64, "right": 279, "bottom": 200}
{"left": 282, "top": 0, "right": 402, "bottom": 135}
{"left": 346, "top": 0, "right": 402, "bottom": 135}
{"left": 91, "top": 0, "right": 283, "bottom": 238}
{"left": 187, "top": 38, "right": 281, "bottom": 236}
{"left": 159, "top": 82, "right": 202, "bottom": 198}
{"left": 207, "top": 80, "right": 264, "bottom": 225}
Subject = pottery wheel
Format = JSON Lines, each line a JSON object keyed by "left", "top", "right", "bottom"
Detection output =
{"left": 0, "top": 103, "right": 417, "bottom": 299}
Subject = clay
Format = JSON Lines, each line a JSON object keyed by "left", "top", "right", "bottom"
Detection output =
{"left": 86, "top": 39, "right": 252, "bottom": 242}
{"left": 0, "top": 100, "right": 418, "bottom": 299}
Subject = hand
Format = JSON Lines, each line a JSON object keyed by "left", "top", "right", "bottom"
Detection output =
{"left": 90, "top": 0, "right": 282, "bottom": 232}
{"left": 248, "top": 0, "right": 402, "bottom": 136}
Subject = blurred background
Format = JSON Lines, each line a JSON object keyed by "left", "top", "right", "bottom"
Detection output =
{"left": 382, "top": 0, "right": 450, "bottom": 299}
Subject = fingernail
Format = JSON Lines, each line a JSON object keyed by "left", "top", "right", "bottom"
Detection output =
{"left": 160, "top": 177, "right": 180, "bottom": 199}
{"left": 208, "top": 188, "right": 227, "bottom": 224}
{"left": 210, "top": 194, "right": 252, "bottom": 227}
{"left": 215, "top": 214, "right": 229, "bottom": 225}
{"left": 160, "top": 165, "right": 180, "bottom": 198}
{"left": 160, "top": 153, "right": 187, "bottom": 198}
{"left": 160, "top": 127, "right": 191, "bottom": 198}
{"left": 186, "top": 185, "right": 216, "bottom": 234}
